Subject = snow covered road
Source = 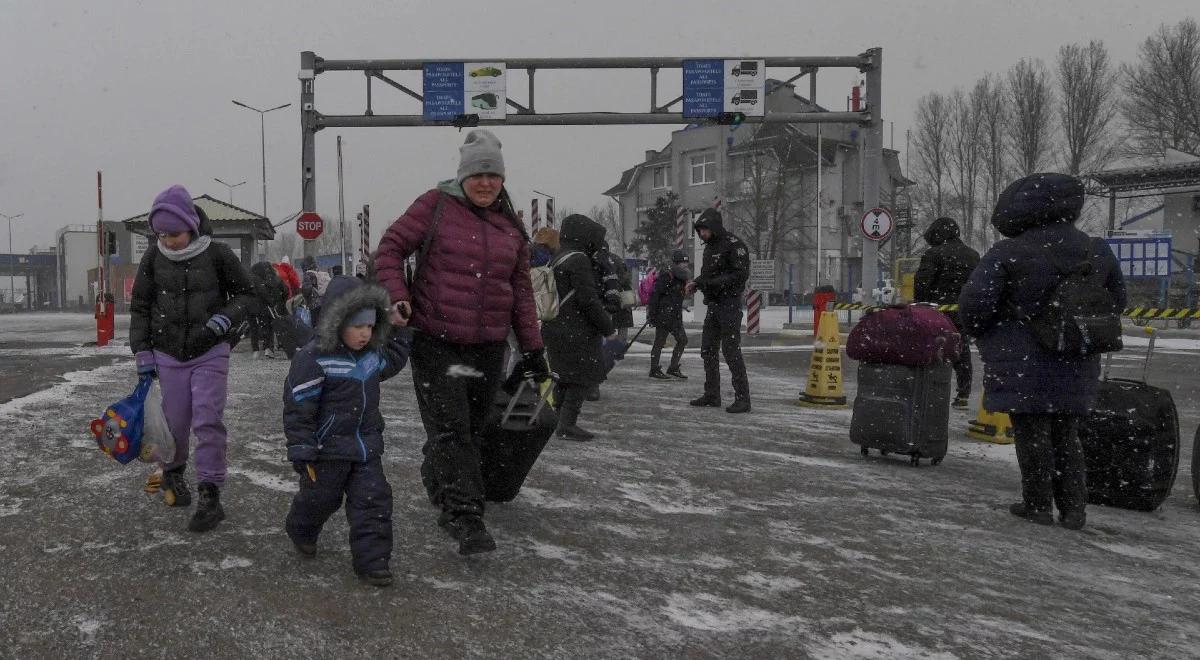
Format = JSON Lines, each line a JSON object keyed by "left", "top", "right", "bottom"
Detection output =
{"left": 1, "top": 318, "right": 1199, "bottom": 657}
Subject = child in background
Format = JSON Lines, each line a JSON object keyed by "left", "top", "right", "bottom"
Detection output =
{"left": 282, "top": 276, "right": 410, "bottom": 587}
{"left": 129, "top": 185, "right": 255, "bottom": 532}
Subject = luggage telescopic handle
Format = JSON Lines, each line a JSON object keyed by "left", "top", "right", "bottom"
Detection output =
{"left": 1104, "top": 325, "right": 1156, "bottom": 383}
{"left": 501, "top": 373, "right": 559, "bottom": 426}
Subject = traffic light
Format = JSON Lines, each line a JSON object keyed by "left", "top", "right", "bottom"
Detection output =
{"left": 717, "top": 111, "right": 746, "bottom": 127}
{"left": 105, "top": 231, "right": 117, "bottom": 255}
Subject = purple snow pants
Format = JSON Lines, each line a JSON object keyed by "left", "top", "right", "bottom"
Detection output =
{"left": 154, "top": 343, "right": 231, "bottom": 484}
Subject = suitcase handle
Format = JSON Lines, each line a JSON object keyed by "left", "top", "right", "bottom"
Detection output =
{"left": 501, "top": 374, "right": 558, "bottom": 429}
{"left": 1103, "top": 325, "right": 1156, "bottom": 383}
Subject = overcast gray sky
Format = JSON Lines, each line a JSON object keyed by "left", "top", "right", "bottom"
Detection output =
{"left": 1, "top": 0, "right": 1194, "bottom": 254}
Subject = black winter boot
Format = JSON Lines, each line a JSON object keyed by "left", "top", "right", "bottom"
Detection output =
{"left": 444, "top": 514, "right": 497, "bottom": 555}
{"left": 666, "top": 365, "right": 688, "bottom": 379}
{"left": 1059, "top": 509, "right": 1086, "bottom": 531}
{"left": 648, "top": 366, "right": 672, "bottom": 380}
{"left": 725, "top": 399, "right": 752, "bottom": 414}
{"left": 689, "top": 394, "right": 721, "bottom": 407}
{"left": 1008, "top": 502, "right": 1053, "bottom": 526}
{"left": 188, "top": 482, "right": 226, "bottom": 532}
{"left": 161, "top": 466, "right": 191, "bottom": 508}
{"left": 358, "top": 569, "right": 394, "bottom": 587}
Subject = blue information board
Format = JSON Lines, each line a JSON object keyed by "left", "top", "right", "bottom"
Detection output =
{"left": 1104, "top": 234, "right": 1172, "bottom": 279}
{"left": 423, "top": 63, "right": 466, "bottom": 120}
{"left": 682, "top": 59, "right": 724, "bottom": 118}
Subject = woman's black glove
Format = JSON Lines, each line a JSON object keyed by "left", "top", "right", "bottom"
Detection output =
{"left": 519, "top": 348, "right": 552, "bottom": 382}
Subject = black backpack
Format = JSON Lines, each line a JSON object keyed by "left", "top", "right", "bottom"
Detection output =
{"left": 1020, "top": 239, "right": 1123, "bottom": 357}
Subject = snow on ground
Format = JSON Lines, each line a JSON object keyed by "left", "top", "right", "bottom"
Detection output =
{"left": 1, "top": 317, "right": 1199, "bottom": 657}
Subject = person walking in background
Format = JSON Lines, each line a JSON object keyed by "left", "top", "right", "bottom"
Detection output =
{"left": 248, "top": 261, "right": 287, "bottom": 359}
{"left": 129, "top": 184, "right": 255, "bottom": 532}
{"left": 687, "top": 208, "right": 751, "bottom": 414}
{"left": 914, "top": 217, "right": 980, "bottom": 408}
{"left": 374, "top": 129, "right": 548, "bottom": 556}
{"left": 647, "top": 249, "right": 691, "bottom": 380}
{"left": 283, "top": 276, "right": 410, "bottom": 587}
{"left": 541, "top": 214, "right": 617, "bottom": 441}
{"left": 958, "top": 173, "right": 1126, "bottom": 532}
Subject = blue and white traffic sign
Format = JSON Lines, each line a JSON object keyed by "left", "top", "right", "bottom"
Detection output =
{"left": 683, "top": 59, "right": 766, "bottom": 119}
{"left": 423, "top": 62, "right": 507, "bottom": 121}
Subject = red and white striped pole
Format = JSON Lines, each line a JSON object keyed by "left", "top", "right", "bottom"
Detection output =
{"left": 531, "top": 199, "right": 540, "bottom": 232}
{"left": 546, "top": 198, "right": 555, "bottom": 228}
{"left": 358, "top": 204, "right": 370, "bottom": 272}
{"left": 746, "top": 289, "right": 762, "bottom": 336}
{"left": 96, "top": 171, "right": 104, "bottom": 301}
{"left": 674, "top": 206, "right": 686, "bottom": 250}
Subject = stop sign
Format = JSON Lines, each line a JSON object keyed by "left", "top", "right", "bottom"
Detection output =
{"left": 296, "top": 212, "right": 324, "bottom": 240}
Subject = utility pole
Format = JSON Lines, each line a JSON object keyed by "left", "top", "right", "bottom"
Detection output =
{"left": 861, "top": 48, "right": 884, "bottom": 299}
{"left": 1, "top": 211, "right": 24, "bottom": 307}
{"left": 337, "top": 136, "right": 347, "bottom": 274}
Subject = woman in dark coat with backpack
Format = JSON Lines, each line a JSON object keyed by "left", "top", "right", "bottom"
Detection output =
{"left": 542, "top": 214, "right": 617, "bottom": 441}
{"left": 958, "top": 173, "right": 1126, "bottom": 531}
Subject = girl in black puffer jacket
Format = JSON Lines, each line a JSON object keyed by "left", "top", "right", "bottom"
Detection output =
{"left": 129, "top": 185, "right": 255, "bottom": 532}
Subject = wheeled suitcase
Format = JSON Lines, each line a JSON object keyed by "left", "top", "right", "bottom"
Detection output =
{"left": 1078, "top": 331, "right": 1179, "bottom": 511}
{"left": 1192, "top": 426, "right": 1199, "bottom": 506}
{"left": 850, "top": 363, "right": 951, "bottom": 466}
{"left": 479, "top": 378, "right": 557, "bottom": 502}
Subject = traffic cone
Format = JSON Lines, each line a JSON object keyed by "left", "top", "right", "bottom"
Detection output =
{"left": 966, "top": 391, "right": 1014, "bottom": 444}
{"left": 797, "top": 311, "right": 847, "bottom": 408}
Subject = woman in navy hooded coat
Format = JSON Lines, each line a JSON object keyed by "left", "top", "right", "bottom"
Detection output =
{"left": 958, "top": 173, "right": 1126, "bottom": 531}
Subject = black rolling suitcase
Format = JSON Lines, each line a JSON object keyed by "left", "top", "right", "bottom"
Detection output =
{"left": 479, "top": 377, "right": 557, "bottom": 502}
{"left": 1192, "top": 425, "right": 1200, "bottom": 505}
{"left": 850, "top": 363, "right": 951, "bottom": 466}
{"left": 1078, "top": 331, "right": 1179, "bottom": 511}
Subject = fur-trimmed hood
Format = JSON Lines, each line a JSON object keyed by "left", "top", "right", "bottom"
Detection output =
{"left": 315, "top": 275, "right": 393, "bottom": 353}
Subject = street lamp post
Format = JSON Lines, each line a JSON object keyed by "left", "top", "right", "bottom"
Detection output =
{"left": 1, "top": 212, "right": 24, "bottom": 309}
{"left": 213, "top": 178, "right": 247, "bottom": 204}
{"left": 231, "top": 100, "right": 291, "bottom": 218}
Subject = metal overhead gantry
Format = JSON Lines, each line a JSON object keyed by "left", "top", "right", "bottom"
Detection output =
{"left": 297, "top": 51, "right": 886, "bottom": 291}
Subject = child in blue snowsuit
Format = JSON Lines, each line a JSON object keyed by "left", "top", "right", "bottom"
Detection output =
{"left": 282, "top": 275, "right": 410, "bottom": 587}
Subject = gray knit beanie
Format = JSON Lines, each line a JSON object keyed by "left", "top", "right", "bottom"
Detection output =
{"left": 457, "top": 129, "right": 506, "bottom": 183}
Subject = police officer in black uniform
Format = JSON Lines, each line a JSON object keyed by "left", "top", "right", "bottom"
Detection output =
{"left": 687, "top": 208, "right": 752, "bottom": 413}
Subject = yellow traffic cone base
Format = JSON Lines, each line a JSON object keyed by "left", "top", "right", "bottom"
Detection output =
{"left": 966, "top": 391, "right": 1014, "bottom": 444}
{"left": 797, "top": 311, "right": 848, "bottom": 408}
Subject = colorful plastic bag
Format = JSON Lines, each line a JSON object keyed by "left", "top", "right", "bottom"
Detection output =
{"left": 90, "top": 376, "right": 175, "bottom": 465}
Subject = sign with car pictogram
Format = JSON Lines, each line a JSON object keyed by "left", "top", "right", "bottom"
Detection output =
{"left": 682, "top": 59, "right": 766, "bottom": 119}
{"left": 423, "top": 62, "right": 507, "bottom": 121}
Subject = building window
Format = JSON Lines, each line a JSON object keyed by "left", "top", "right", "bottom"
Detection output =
{"left": 652, "top": 166, "right": 671, "bottom": 190}
{"left": 690, "top": 152, "right": 716, "bottom": 185}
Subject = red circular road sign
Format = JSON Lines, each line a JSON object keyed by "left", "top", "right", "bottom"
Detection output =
{"left": 296, "top": 212, "right": 324, "bottom": 240}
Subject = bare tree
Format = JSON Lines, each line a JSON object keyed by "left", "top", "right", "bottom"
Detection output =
{"left": 911, "top": 92, "right": 950, "bottom": 218}
{"left": 946, "top": 87, "right": 983, "bottom": 246}
{"left": 264, "top": 232, "right": 299, "bottom": 263}
{"left": 975, "top": 73, "right": 1008, "bottom": 247}
{"left": 1007, "top": 58, "right": 1056, "bottom": 176}
{"left": 589, "top": 200, "right": 624, "bottom": 254}
{"left": 1121, "top": 18, "right": 1200, "bottom": 158}
{"left": 721, "top": 124, "right": 814, "bottom": 260}
{"left": 1057, "top": 40, "right": 1121, "bottom": 174}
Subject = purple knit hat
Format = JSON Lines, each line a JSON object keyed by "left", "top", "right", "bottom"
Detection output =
{"left": 149, "top": 185, "right": 201, "bottom": 235}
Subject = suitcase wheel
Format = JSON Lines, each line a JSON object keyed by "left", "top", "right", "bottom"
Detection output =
{"left": 931, "top": 457, "right": 943, "bottom": 466}
{"left": 860, "top": 446, "right": 869, "bottom": 457}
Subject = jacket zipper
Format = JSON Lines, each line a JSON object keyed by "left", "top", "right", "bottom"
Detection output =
{"left": 348, "top": 350, "right": 368, "bottom": 461}
{"left": 478, "top": 212, "right": 490, "bottom": 343}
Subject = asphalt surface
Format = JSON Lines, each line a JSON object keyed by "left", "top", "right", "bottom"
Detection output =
{"left": 1, "top": 313, "right": 1199, "bottom": 658}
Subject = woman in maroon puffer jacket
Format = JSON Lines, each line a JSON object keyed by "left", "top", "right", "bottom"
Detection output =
{"left": 374, "top": 129, "right": 547, "bottom": 556}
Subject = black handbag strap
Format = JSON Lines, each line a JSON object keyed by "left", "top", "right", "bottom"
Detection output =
{"left": 408, "top": 193, "right": 447, "bottom": 292}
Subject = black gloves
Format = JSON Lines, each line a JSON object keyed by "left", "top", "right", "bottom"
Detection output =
{"left": 519, "top": 348, "right": 552, "bottom": 382}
